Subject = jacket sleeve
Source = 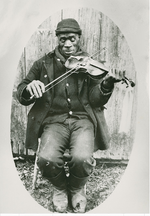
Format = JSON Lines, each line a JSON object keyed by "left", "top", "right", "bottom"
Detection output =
{"left": 88, "top": 76, "right": 114, "bottom": 108}
{"left": 16, "top": 60, "right": 42, "bottom": 106}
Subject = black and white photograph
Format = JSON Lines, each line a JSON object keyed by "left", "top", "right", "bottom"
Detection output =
{"left": 0, "top": 0, "right": 149, "bottom": 214}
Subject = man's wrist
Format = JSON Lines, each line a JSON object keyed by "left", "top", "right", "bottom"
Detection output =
{"left": 22, "top": 86, "right": 32, "bottom": 99}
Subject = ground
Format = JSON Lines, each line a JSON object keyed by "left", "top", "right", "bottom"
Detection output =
{"left": 15, "top": 159, "right": 127, "bottom": 213}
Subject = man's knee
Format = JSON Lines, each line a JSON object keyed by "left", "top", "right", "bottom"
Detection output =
{"left": 37, "top": 156, "right": 64, "bottom": 178}
{"left": 70, "top": 154, "right": 96, "bottom": 177}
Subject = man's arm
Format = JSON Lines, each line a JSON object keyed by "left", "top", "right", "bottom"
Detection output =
{"left": 89, "top": 69, "right": 125, "bottom": 108}
{"left": 17, "top": 60, "right": 45, "bottom": 106}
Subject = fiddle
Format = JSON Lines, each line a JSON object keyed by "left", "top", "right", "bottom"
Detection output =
{"left": 29, "top": 54, "right": 135, "bottom": 99}
{"left": 65, "top": 55, "right": 135, "bottom": 87}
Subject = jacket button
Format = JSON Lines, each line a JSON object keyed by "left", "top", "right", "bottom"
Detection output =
{"left": 31, "top": 116, "right": 35, "bottom": 120}
{"left": 44, "top": 75, "right": 47, "bottom": 78}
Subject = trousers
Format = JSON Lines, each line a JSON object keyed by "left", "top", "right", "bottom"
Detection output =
{"left": 37, "top": 117, "right": 96, "bottom": 180}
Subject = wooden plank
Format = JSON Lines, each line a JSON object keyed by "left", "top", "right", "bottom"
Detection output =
{"left": 11, "top": 94, "right": 27, "bottom": 156}
{"left": 98, "top": 13, "right": 137, "bottom": 159}
{"left": 11, "top": 52, "right": 26, "bottom": 155}
{"left": 25, "top": 11, "right": 61, "bottom": 74}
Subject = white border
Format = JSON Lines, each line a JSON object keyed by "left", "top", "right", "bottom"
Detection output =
{"left": 0, "top": 0, "right": 149, "bottom": 213}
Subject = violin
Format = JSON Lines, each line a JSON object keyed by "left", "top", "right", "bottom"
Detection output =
{"left": 30, "top": 54, "right": 135, "bottom": 99}
{"left": 65, "top": 55, "right": 135, "bottom": 86}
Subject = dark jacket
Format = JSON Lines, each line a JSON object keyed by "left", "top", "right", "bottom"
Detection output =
{"left": 17, "top": 50, "right": 113, "bottom": 152}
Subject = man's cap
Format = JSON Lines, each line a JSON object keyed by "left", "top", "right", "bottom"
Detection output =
{"left": 55, "top": 18, "right": 82, "bottom": 36}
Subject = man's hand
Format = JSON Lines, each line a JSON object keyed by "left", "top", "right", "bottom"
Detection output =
{"left": 26, "top": 80, "right": 45, "bottom": 98}
{"left": 103, "top": 69, "right": 126, "bottom": 89}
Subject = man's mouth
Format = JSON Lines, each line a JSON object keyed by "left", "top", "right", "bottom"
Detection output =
{"left": 64, "top": 50, "right": 73, "bottom": 54}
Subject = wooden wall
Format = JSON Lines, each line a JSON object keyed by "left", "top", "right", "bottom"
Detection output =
{"left": 11, "top": 8, "right": 137, "bottom": 160}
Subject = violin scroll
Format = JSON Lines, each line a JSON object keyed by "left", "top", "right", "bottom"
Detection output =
{"left": 122, "top": 77, "right": 135, "bottom": 88}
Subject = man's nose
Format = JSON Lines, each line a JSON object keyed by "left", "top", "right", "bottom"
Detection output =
{"left": 64, "top": 39, "right": 72, "bottom": 48}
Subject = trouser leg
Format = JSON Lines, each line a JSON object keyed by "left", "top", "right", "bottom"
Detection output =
{"left": 36, "top": 123, "right": 70, "bottom": 213}
{"left": 67, "top": 118, "right": 96, "bottom": 213}
{"left": 68, "top": 118, "right": 96, "bottom": 177}
{"left": 37, "top": 123, "right": 69, "bottom": 180}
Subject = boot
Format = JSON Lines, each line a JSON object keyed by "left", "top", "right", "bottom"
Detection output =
{"left": 69, "top": 173, "right": 89, "bottom": 213}
{"left": 52, "top": 187, "right": 68, "bottom": 213}
{"left": 48, "top": 170, "right": 68, "bottom": 213}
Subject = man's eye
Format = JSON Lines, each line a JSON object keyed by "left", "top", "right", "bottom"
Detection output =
{"left": 60, "top": 38, "right": 66, "bottom": 43}
{"left": 70, "top": 37, "right": 75, "bottom": 42}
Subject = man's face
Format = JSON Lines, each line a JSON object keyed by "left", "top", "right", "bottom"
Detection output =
{"left": 58, "top": 33, "right": 80, "bottom": 58}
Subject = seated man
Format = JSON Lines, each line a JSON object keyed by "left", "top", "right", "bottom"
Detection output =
{"left": 17, "top": 18, "right": 124, "bottom": 213}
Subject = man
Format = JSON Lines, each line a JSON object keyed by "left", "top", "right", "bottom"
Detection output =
{"left": 17, "top": 18, "right": 124, "bottom": 213}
